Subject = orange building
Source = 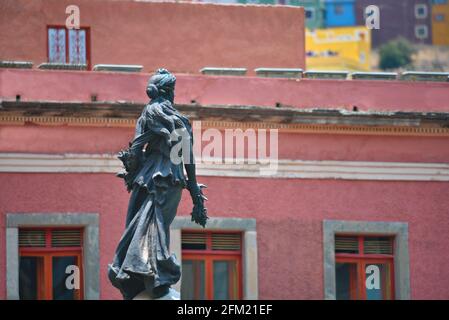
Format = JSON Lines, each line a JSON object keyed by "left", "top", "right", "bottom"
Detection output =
{"left": 432, "top": 1, "right": 449, "bottom": 45}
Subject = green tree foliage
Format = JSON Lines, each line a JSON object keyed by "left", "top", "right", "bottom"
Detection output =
{"left": 379, "top": 38, "right": 416, "bottom": 70}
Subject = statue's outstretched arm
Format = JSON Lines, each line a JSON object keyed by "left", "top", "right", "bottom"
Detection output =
{"left": 184, "top": 141, "right": 208, "bottom": 227}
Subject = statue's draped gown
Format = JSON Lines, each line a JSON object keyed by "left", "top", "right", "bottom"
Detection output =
{"left": 108, "top": 97, "right": 192, "bottom": 300}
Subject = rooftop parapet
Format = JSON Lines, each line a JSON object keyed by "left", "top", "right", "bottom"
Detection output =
{"left": 1, "top": 68, "right": 448, "bottom": 113}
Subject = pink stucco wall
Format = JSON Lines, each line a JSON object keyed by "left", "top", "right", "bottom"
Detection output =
{"left": 2, "top": 69, "right": 449, "bottom": 112}
{"left": 1, "top": 173, "right": 449, "bottom": 299}
{"left": 0, "top": 0, "right": 305, "bottom": 74}
{"left": 1, "top": 121, "right": 449, "bottom": 299}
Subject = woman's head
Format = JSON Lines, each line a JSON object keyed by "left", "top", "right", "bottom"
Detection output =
{"left": 146, "top": 68, "right": 176, "bottom": 103}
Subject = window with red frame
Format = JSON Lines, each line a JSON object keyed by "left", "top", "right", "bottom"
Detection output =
{"left": 19, "top": 228, "right": 84, "bottom": 300}
{"left": 181, "top": 231, "right": 242, "bottom": 300}
{"left": 335, "top": 235, "right": 395, "bottom": 300}
{"left": 47, "top": 26, "right": 89, "bottom": 67}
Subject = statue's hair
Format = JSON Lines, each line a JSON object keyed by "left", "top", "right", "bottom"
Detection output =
{"left": 146, "top": 69, "right": 176, "bottom": 99}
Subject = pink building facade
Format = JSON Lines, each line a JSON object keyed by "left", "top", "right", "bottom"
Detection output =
{"left": 1, "top": 68, "right": 449, "bottom": 300}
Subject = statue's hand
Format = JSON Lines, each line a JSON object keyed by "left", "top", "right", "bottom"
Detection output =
{"left": 116, "top": 146, "right": 144, "bottom": 192}
{"left": 118, "top": 147, "right": 143, "bottom": 173}
{"left": 187, "top": 183, "right": 208, "bottom": 227}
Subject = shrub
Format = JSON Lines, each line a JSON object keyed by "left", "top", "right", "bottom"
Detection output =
{"left": 379, "top": 38, "right": 416, "bottom": 70}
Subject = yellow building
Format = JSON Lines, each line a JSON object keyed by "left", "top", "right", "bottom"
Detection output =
{"left": 432, "top": 2, "right": 449, "bottom": 45}
{"left": 306, "top": 26, "right": 371, "bottom": 71}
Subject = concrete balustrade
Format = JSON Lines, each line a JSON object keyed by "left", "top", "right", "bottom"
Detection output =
{"left": 401, "top": 71, "right": 449, "bottom": 82}
{"left": 93, "top": 64, "right": 143, "bottom": 72}
{"left": 351, "top": 72, "right": 398, "bottom": 81}
{"left": 304, "top": 71, "right": 348, "bottom": 80}
{"left": 200, "top": 67, "right": 247, "bottom": 76}
{"left": 0, "top": 61, "right": 33, "bottom": 69}
{"left": 254, "top": 68, "right": 303, "bottom": 78}
{"left": 38, "top": 63, "right": 87, "bottom": 71}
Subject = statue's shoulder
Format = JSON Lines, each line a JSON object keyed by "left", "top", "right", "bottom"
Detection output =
{"left": 144, "top": 100, "right": 160, "bottom": 111}
{"left": 143, "top": 100, "right": 165, "bottom": 118}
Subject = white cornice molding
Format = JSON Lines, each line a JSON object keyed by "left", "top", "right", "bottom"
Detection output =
{"left": 1, "top": 153, "right": 449, "bottom": 182}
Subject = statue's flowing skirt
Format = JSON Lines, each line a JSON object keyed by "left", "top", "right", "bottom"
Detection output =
{"left": 108, "top": 152, "right": 186, "bottom": 300}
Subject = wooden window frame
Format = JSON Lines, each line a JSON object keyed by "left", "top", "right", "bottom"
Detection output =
{"left": 46, "top": 25, "right": 91, "bottom": 69}
{"left": 19, "top": 227, "right": 84, "bottom": 300}
{"left": 335, "top": 235, "right": 395, "bottom": 300}
{"left": 182, "top": 230, "right": 243, "bottom": 300}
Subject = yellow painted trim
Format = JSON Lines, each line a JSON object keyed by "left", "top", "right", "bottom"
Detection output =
{"left": 1, "top": 115, "right": 449, "bottom": 136}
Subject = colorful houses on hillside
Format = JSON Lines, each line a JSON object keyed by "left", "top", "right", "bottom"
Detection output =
{"left": 355, "top": 0, "right": 433, "bottom": 47}
{"left": 323, "top": 0, "right": 356, "bottom": 27}
{"left": 197, "top": 0, "right": 449, "bottom": 71}
{"left": 203, "top": 0, "right": 449, "bottom": 46}
{"left": 306, "top": 26, "right": 371, "bottom": 71}
{"left": 432, "top": 0, "right": 449, "bottom": 45}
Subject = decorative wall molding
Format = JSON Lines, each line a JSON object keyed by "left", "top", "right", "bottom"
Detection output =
{"left": 1, "top": 153, "right": 449, "bottom": 182}
{"left": 0, "top": 116, "right": 135, "bottom": 127}
{"left": 1, "top": 100, "right": 449, "bottom": 137}
{"left": 1, "top": 115, "right": 449, "bottom": 136}
{"left": 202, "top": 120, "right": 449, "bottom": 136}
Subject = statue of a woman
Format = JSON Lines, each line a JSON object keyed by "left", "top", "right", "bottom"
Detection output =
{"left": 108, "top": 69, "right": 208, "bottom": 300}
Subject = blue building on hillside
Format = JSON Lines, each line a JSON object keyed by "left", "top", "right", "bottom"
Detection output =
{"left": 324, "top": 0, "right": 356, "bottom": 27}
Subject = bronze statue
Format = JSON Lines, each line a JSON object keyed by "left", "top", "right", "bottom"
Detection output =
{"left": 108, "top": 69, "right": 208, "bottom": 300}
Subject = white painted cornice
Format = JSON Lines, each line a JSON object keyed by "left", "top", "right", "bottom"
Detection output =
{"left": 1, "top": 153, "right": 449, "bottom": 181}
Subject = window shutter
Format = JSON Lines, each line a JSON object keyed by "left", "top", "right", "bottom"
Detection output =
{"left": 182, "top": 232, "right": 207, "bottom": 250}
{"left": 181, "top": 232, "right": 242, "bottom": 251}
{"left": 211, "top": 233, "right": 241, "bottom": 251}
{"left": 19, "top": 229, "right": 46, "bottom": 247}
{"left": 335, "top": 236, "right": 359, "bottom": 253}
{"left": 364, "top": 237, "right": 393, "bottom": 255}
{"left": 51, "top": 229, "right": 82, "bottom": 247}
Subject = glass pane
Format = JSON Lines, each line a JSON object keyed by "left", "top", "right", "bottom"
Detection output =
{"left": 52, "top": 256, "right": 78, "bottom": 300}
{"left": 19, "top": 256, "right": 44, "bottom": 300}
{"left": 336, "top": 262, "right": 360, "bottom": 300}
{"left": 213, "top": 260, "right": 238, "bottom": 300}
{"left": 335, "top": 236, "right": 359, "bottom": 254}
{"left": 182, "top": 232, "right": 207, "bottom": 250}
{"left": 68, "top": 29, "right": 87, "bottom": 64}
{"left": 48, "top": 28, "right": 66, "bottom": 63}
{"left": 181, "top": 260, "right": 205, "bottom": 300}
{"left": 365, "top": 263, "right": 392, "bottom": 300}
{"left": 363, "top": 237, "right": 393, "bottom": 255}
